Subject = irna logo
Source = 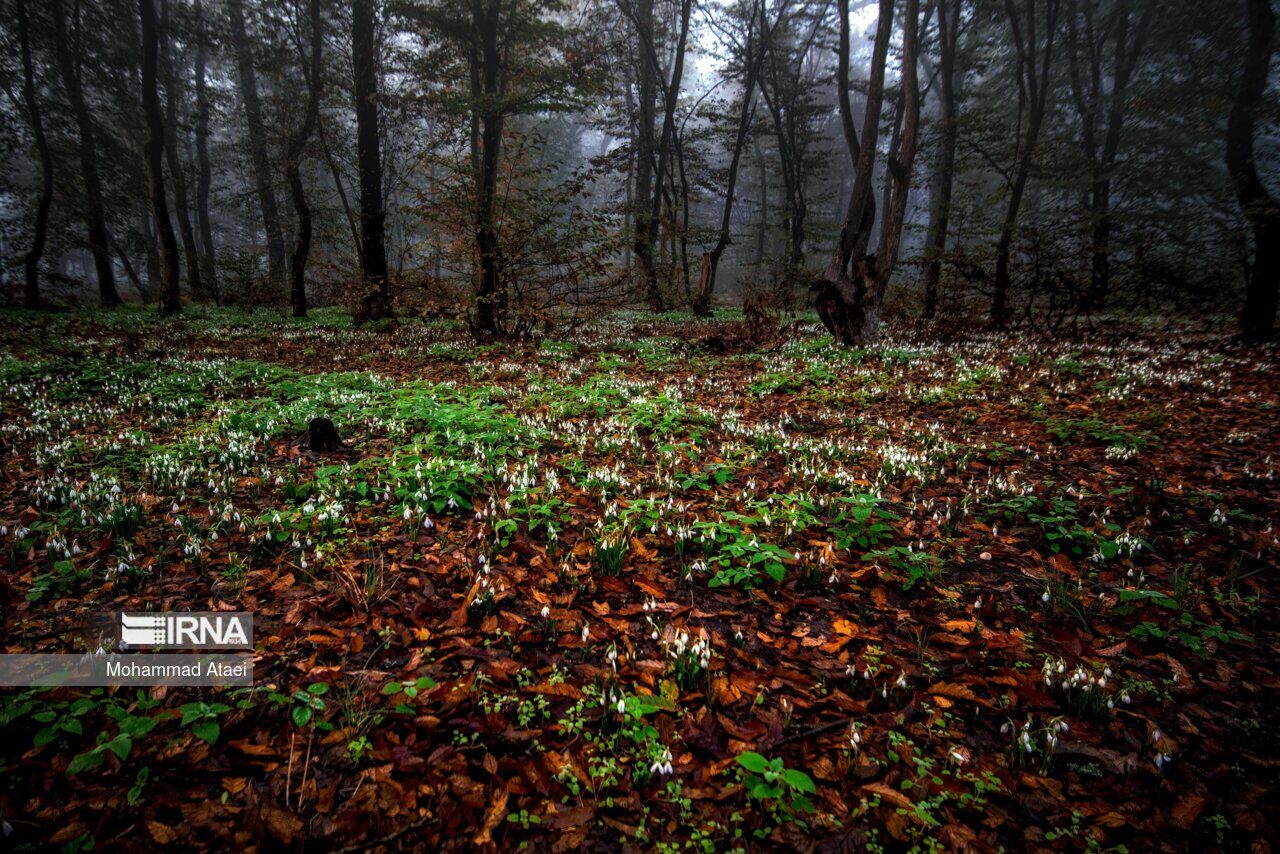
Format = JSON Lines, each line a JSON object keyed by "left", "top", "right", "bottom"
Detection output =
{"left": 119, "top": 612, "right": 253, "bottom": 650}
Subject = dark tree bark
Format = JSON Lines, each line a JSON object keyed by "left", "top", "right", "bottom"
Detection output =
{"left": 629, "top": 0, "right": 660, "bottom": 309}
{"left": 50, "top": 0, "right": 121, "bottom": 306}
{"left": 758, "top": 72, "right": 805, "bottom": 278}
{"left": 619, "top": 0, "right": 690, "bottom": 311}
{"left": 109, "top": 230, "right": 148, "bottom": 299}
{"left": 193, "top": 0, "right": 220, "bottom": 303}
{"left": 1228, "top": 0, "right": 1279, "bottom": 344}
{"left": 695, "top": 0, "right": 767, "bottom": 316}
{"left": 140, "top": 0, "right": 181, "bottom": 314}
{"left": 286, "top": 0, "right": 323, "bottom": 318}
{"left": 674, "top": 127, "right": 692, "bottom": 300}
{"left": 922, "top": 0, "right": 960, "bottom": 319}
{"left": 228, "top": 0, "right": 287, "bottom": 294}
{"left": 17, "top": 0, "right": 52, "bottom": 310}
{"left": 817, "top": 0, "right": 893, "bottom": 345}
{"left": 991, "top": 0, "right": 1060, "bottom": 328}
{"left": 353, "top": 0, "right": 392, "bottom": 319}
{"left": 160, "top": 0, "right": 203, "bottom": 301}
{"left": 470, "top": 0, "right": 504, "bottom": 339}
{"left": 1065, "top": 0, "right": 1150, "bottom": 313}
{"left": 654, "top": 0, "right": 693, "bottom": 311}
{"left": 138, "top": 192, "right": 160, "bottom": 299}
{"left": 867, "top": 0, "right": 923, "bottom": 339}
{"left": 754, "top": 138, "right": 768, "bottom": 265}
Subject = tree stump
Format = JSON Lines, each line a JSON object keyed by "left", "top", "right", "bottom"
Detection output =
{"left": 303, "top": 417, "right": 345, "bottom": 452}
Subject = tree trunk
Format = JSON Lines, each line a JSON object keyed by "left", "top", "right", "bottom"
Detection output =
{"left": 1228, "top": 0, "right": 1279, "bottom": 344}
{"left": 228, "top": 0, "right": 287, "bottom": 295}
{"left": 864, "top": 0, "right": 922, "bottom": 343}
{"left": 675, "top": 132, "right": 692, "bottom": 300}
{"left": 110, "top": 230, "right": 147, "bottom": 298}
{"left": 922, "top": 0, "right": 959, "bottom": 319}
{"left": 695, "top": 2, "right": 763, "bottom": 316}
{"left": 139, "top": 192, "right": 160, "bottom": 299}
{"left": 639, "top": 0, "right": 691, "bottom": 311}
{"left": 471, "top": 0, "right": 505, "bottom": 339}
{"left": 991, "top": 0, "right": 1059, "bottom": 328}
{"left": 50, "top": 0, "right": 120, "bottom": 306}
{"left": 287, "top": 0, "right": 323, "bottom": 318}
{"left": 631, "top": 0, "right": 659, "bottom": 308}
{"left": 17, "top": 0, "right": 52, "bottom": 310}
{"left": 353, "top": 0, "right": 391, "bottom": 318}
{"left": 819, "top": 0, "right": 893, "bottom": 345}
{"left": 755, "top": 138, "right": 767, "bottom": 265}
{"left": 141, "top": 0, "right": 180, "bottom": 315}
{"left": 161, "top": 0, "right": 203, "bottom": 301}
{"left": 1066, "top": 0, "right": 1148, "bottom": 314}
{"left": 193, "top": 0, "right": 219, "bottom": 303}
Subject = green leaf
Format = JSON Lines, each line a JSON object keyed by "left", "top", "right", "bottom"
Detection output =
{"left": 66, "top": 750, "right": 105, "bottom": 776}
{"left": 118, "top": 715, "right": 157, "bottom": 737}
{"left": 307, "top": 682, "right": 330, "bottom": 696}
{"left": 291, "top": 705, "right": 313, "bottom": 727}
{"left": 735, "top": 751, "right": 770, "bottom": 774}
{"left": 192, "top": 720, "right": 220, "bottom": 745}
{"left": 781, "top": 768, "right": 815, "bottom": 794}
{"left": 381, "top": 681, "right": 403, "bottom": 695}
{"left": 103, "top": 733, "right": 133, "bottom": 761}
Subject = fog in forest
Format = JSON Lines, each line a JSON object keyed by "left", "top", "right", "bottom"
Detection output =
{"left": 1, "top": 0, "right": 1277, "bottom": 340}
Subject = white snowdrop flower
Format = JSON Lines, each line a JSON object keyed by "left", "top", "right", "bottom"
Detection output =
{"left": 895, "top": 673, "right": 907, "bottom": 689}
{"left": 616, "top": 698, "right": 626, "bottom": 715}
{"left": 581, "top": 623, "right": 590, "bottom": 643}
{"left": 540, "top": 605, "right": 550, "bottom": 619}
{"left": 973, "top": 597, "right": 982, "bottom": 610}
{"left": 1042, "top": 589, "right": 1051, "bottom": 603}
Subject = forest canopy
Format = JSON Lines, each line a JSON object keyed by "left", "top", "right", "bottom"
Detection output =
{"left": 0, "top": 0, "right": 1276, "bottom": 341}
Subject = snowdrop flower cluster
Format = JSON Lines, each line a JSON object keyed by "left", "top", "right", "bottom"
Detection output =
{"left": 847, "top": 721, "right": 863, "bottom": 753}
{"left": 1042, "top": 658, "right": 1116, "bottom": 714}
{"left": 647, "top": 617, "right": 711, "bottom": 688}
{"left": 468, "top": 556, "right": 501, "bottom": 610}
{"left": 648, "top": 746, "right": 674, "bottom": 776}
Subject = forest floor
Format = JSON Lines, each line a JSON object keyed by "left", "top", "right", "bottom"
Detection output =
{"left": 0, "top": 306, "right": 1277, "bottom": 851}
